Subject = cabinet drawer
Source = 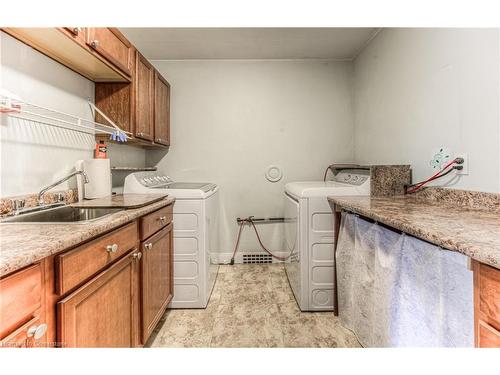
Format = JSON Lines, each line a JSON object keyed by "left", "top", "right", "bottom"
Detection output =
{"left": 0, "top": 316, "right": 42, "bottom": 348}
{"left": 56, "top": 221, "right": 138, "bottom": 295}
{"left": 478, "top": 320, "right": 500, "bottom": 348}
{"left": 140, "top": 205, "right": 173, "bottom": 241}
{"left": 0, "top": 264, "right": 42, "bottom": 339}
{"left": 87, "top": 28, "right": 132, "bottom": 76}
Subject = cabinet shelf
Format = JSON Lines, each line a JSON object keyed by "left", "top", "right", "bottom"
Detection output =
{"left": 111, "top": 167, "right": 157, "bottom": 172}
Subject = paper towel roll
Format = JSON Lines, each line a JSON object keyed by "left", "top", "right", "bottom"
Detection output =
{"left": 75, "top": 159, "right": 112, "bottom": 199}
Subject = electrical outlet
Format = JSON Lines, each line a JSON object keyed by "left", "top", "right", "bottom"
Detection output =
{"left": 455, "top": 153, "right": 468, "bottom": 175}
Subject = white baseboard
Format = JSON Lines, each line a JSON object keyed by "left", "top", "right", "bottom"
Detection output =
{"left": 211, "top": 250, "right": 289, "bottom": 264}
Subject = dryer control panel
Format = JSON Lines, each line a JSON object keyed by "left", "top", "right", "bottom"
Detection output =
{"left": 131, "top": 171, "right": 173, "bottom": 188}
{"left": 333, "top": 168, "right": 370, "bottom": 186}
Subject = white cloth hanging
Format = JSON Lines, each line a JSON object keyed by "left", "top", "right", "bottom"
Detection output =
{"left": 336, "top": 212, "right": 474, "bottom": 347}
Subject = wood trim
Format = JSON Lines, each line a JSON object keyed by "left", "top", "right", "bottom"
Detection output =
{"left": 41, "top": 256, "right": 59, "bottom": 347}
{"left": 473, "top": 260, "right": 480, "bottom": 347}
{"left": 96, "top": 134, "right": 169, "bottom": 149}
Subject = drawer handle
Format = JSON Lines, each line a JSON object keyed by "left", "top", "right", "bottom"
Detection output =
{"left": 90, "top": 39, "right": 100, "bottom": 49}
{"left": 132, "top": 252, "right": 142, "bottom": 261}
{"left": 106, "top": 244, "right": 118, "bottom": 253}
{"left": 27, "top": 323, "right": 47, "bottom": 340}
{"left": 158, "top": 216, "right": 167, "bottom": 222}
{"left": 144, "top": 243, "right": 153, "bottom": 251}
{"left": 72, "top": 27, "right": 82, "bottom": 35}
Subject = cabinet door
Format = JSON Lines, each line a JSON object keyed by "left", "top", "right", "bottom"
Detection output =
{"left": 141, "top": 223, "right": 173, "bottom": 343}
{"left": 135, "top": 52, "right": 154, "bottom": 141}
{"left": 57, "top": 250, "right": 141, "bottom": 348}
{"left": 154, "top": 72, "right": 171, "bottom": 146}
{"left": 87, "top": 28, "right": 132, "bottom": 77}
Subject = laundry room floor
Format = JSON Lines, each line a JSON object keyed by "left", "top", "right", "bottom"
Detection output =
{"left": 148, "top": 264, "right": 361, "bottom": 348}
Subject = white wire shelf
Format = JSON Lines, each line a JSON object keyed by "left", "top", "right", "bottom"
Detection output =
{"left": 0, "top": 94, "right": 132, "bottom": 141}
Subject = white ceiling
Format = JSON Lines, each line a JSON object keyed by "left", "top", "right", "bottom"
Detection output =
{"left": 120, "top": 28, "right": 378, "bottom": 60}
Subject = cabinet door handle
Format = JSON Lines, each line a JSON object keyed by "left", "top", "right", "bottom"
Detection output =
{"left": 27, "top": 323, "right": 48, "bottom": 340}
{"left": 90, "top": 40, "right": 100, "bottom": 49}
{"left": 106, "top": 244, "right": 118, "bottom": 253}
{"left": 72, "top": 27, "right": 82, "bottom": 35}
{"left": 144, "top": 243, "right": 153, "bottom": 251}
{"left": 132, "top": 252, "right": 142, "bottom": 261}
{"left": 138, "top": 132, "right": 144, "bottom": 137}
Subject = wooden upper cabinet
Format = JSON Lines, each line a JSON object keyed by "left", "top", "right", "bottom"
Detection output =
{"left": 94, "top": 51, "right": 172, "bottom": 147}
{"left": 87, "top": 28, "right": 132, "bottom": 77}
{"left": 2, "top": 28, "right": 130, "bottom": 82}
{"left": 135, "top": 51, "right": 155, "bottom": 141}
{"left": 57, "top": 250, "right": 141, "bottom": 348}
{"left": 141, "top": 223, "right": 173, "bottom": 344}
{"left": 154, "top": 72, "right": 171, "bottom": 146}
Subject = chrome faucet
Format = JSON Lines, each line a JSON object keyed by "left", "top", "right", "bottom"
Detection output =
{"left": 38, "top": 171, "right": 89, "bottom": 205}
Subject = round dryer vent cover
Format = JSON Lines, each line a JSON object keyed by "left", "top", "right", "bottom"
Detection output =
{"left": 265, "top": 165, "right": 283, "bottom": 182}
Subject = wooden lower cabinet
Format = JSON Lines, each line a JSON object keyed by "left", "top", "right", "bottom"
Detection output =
{"left": 57, "top": 249, "right": 141, "bottom": 348}
{"left": 141, "top": 223, "right": 173, "bottom": 344}
{"left": 1, "top": 206, "right": 175, "bottom": 349}
{"left": 473, "top": 260, "right": 500, "bottom": 347}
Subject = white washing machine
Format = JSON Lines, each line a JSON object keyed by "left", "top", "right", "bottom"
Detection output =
{"left": 124, "top": 171, "right": 219, "bottom": 308}
{"left": 284, "top": 168, "right": 371, "bottom": 311}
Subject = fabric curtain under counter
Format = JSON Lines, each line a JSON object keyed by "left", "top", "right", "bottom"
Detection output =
{"left": 336, "top": 212, "right": 474, "bottom": 347}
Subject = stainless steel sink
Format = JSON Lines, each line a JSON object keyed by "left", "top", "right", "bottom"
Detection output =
{"left": 1, "top": 206, "right": 124, "bottom": 224}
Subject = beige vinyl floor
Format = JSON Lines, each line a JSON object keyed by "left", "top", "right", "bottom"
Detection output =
{"left": 148, "top": 263, "right": 361, "bottom": 348}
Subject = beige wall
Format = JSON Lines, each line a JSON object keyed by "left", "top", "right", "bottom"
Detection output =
{"left": 353, "top": 28, "right": 500, "bottom": 192}
{"left": 149, "top": 60, "right": 354, "bottom": 257}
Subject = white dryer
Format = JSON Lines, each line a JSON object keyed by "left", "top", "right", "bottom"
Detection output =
{"left": 124, "top": 171, "right": 219, "bottom": 308}
{"left": 284, "top": 168, "right": 371, "bottom": 311}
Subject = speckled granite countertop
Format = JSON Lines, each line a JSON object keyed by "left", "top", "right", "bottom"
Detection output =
{"left": 328, "top": 194, "right": 500, "bottom": 269}
{"left": 0, "top": 196, "right": 175, "bottom": 277}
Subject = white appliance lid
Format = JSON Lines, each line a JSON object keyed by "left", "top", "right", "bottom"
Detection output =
{"left": 284, "top": 180, "right": 370, "bottom": 198}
